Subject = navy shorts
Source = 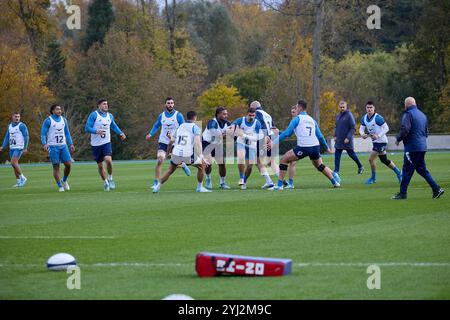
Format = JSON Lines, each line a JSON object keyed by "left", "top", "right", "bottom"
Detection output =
{"left": 158, "top": 143, "right": 168, "bottom": 153}
{"left": 92, "top": 142, "right": 112, "bottom": 163}
{"left": 372, "top": 142, "right": 387, "bottom": 153}
{"left": 292, "top": 145, "right": 321, "bottom": 160}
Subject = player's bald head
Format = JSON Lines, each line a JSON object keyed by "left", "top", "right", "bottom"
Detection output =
{"left": 250, "top": 101, "right": 261, "bottom": 109}
{"left": 404, "top": 97, "right": 416, "bottom": 108}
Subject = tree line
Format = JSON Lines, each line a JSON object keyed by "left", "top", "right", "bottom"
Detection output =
{"left": 0, "top": 0, "right": 448, "bottom": 162}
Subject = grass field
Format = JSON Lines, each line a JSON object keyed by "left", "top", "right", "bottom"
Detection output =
{"left": 0, "top": 152, "right": 449, "bottom": 300}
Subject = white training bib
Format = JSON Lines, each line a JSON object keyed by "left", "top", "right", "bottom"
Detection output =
{"left": 8, "top": 123, "right": 25, "bottom": 149}
{"left": 47, "top": 117, "right": 66, "bottom": 146}
{"left": 91, "top": 111, "right": 112, "bottom": 147}
{"left": 257, "top": 109, "right": 274, "bottom": 136}
{"left": 236, "top": 117, "right": 257, "bottom": 148}
{"left": 172, "top": 123, "right": 198, "bottom": 157}
{"left": 159, "top": 111, "right": 181, "bottom": 145}
{"left": 294, "top": 114, "right": 319, "bottom": 147}
{"left": 202, "top": 118, "right": 228, "bottom": 144}
{"left": 362, "top": 113, "right": 388, "bottom": 143}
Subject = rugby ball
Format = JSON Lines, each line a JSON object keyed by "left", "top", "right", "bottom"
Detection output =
{"left": 47, "top": 253, "right": 77, "bottom": 271}
{"left": 162, "top": 294, "right": 194, "bottom": 300}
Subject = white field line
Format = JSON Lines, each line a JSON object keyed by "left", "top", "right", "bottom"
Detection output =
{"left": 0, "top": 236, "right": 115, "bottom": 239}
{"left": 0, "top": 262, "right": 190, "bottom": 268}
{"left": 1, "top": 262, "right": 450, "bottom": 268}
{"left": 296, "top": 262, "right": 450, "bottom": 267}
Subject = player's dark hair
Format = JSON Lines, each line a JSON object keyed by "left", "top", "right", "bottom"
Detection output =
{"left": 165, "top": 97, "right": 174, "bottom": 103}
{"left": 366, "top": 101, "right": 375, "bottom": 106}
{"left": 247, "top": 106, "right": 257, "bottom": 114}
{"left": 215, "top": 106, "right": 226, "bottom": 117}
{"left": 297, "top": 99, "right": 307, "bottom": 109}
{"left": 12, "top": 111, "right": 20, "bottom": 115}
{"left": 49, "top": 104, "right": 60, "bottom": 114}
{"left": 97, "top": 98, "right": 107, "bottom": 106}
{"left": 187, "top": 111, "right": 197, "bottom": 120}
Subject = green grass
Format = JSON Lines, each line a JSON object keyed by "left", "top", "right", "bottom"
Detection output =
{"left": 0, "top": 152, "right": 449, "bottom": 299}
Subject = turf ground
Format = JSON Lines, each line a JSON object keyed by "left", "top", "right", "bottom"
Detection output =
{"left": 0, "top": 152, "right": 449, "bottom": 299}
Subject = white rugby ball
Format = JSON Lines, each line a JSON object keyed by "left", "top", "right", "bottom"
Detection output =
{"left": 47, "top": 253, "right": 76, "bottom": 271}
{"left": 162, "top": 294, "right": 194, "bottom": 300}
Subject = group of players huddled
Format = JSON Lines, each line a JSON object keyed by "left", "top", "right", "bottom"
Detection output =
{"left": 1, "top": 97, "right": 403, "bottom": 193}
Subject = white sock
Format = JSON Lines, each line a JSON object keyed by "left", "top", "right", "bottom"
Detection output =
{"left": 197, "top": 182, "right": 203, "bottom": 189}
{"left": 16, "top": 178, "right": 21, "bottom": 183}
{"left": 108, "top": 175, "right": 113, "bottom": 181}
{"left": 104, "top": 179, "right": 109, "bottom": 184}
{"left": 20, "top": 174, "right": 25, "bottom": 179}
{"left": 220, "top": 176, "right": 225, "bottom": 184}
{"left": 263, "top": 173, "right": 272, "bottom": 184}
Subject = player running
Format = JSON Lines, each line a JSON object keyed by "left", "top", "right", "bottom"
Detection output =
{"left": 0, "top": 112, "right": 29, "bottom": 187}
{"left": 146, "top": 97, "right": 190, "bottom": 188}
{"left": 85, "top": 99, "right": 126, "bottom": 191}
{"left": 269, "top": 100, "right": 340, "bottom": 190}
{"left": 41, "top": 105, "right": 75, "bottom": 192}
{"left": 152, "top": 111, "right": 210, "bottom": 193}
{"left": 360, "top": 101, "right": 402, "bottom": 184}
{"left": 229, "top": 106, "right": 263, "bottom": 190}
{"left": 202, "top": 106, "right": 231, "bottom": 190}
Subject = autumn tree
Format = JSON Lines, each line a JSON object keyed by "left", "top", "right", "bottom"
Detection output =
{"left": 41, "top": 37, "right": 68, "bottom": 93}
{"left": 406, "top": 0, "right": 450, "bottom": 132}
{"left": 177, "top": 0, "right": 241, "bottom": 81}
{"left": 82, "top": 0, "right": 114, "bottom": 51}
{"left": 197, "top": 83, "right": 246, "bottom": 120}
{"left": 222, "top": 66, "right": 276, "bottom": 103}
{"left": 0, "top": 43, "right": 54, "bottom": 162}
{"left": 5, "top": 0, "right": 53, "bottom": 60}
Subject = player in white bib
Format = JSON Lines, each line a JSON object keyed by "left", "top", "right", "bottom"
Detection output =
{"left": 229, "top": 106, "right": 263, "bottom": 190}
{"left": 146, "top": 97, "right": 190, "bottom": 187}
{"left": 269, "top": 100, "right": 340, "bottom": 190}
{"left": 85, "top": 99, "right": 126, "bottom": 191}
{"left": 252, "top": 100, "right": 281, "bottom": 189}
{"left": 41, "top": 105, "right": 75, "bottom": 192}
{"left": 202, "top": 106, "right": 231, "bottom": 190}
{"left": 360, "top": 101, "right": 402, "bottom": 184}
{"left": 0, "top": 112, "right": 29, "bottom": 187}
{"left": 152, "top": 111, "right": 210, "bottom": 193}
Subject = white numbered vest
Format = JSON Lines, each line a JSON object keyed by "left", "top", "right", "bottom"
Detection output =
{"left": 363, "top": 113, "right": 388, "bottom": 143}
{"left": 294, "top": 114, "right": 319, "bottom": 147}
{"left": 236, "top": 117, "right": 257, "bottom": 148}
{"left": 8, "top": 123, "right": 25, "bottom": 149}
{"left": 202, "top": 118, "right": 228, "bottom": 144}
{"left": 159, "top": 111, "right": 181, "bottom": 145}
{"left": 257, "top": 109, "right": 274, "bottom": 136}
{"left": 47, "top": 116, "right": 67, "bottom": 146}
{"left": 172, "top": 123, "right": 198, "bottom": 157}
{"left": 91, "top": 111, "right": 112, "bottom": 147}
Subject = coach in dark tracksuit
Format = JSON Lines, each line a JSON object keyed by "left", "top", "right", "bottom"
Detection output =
{"left": 333, "top": 101, "right": 364, "bottom": 180}
{"left": 392, "top": 97, "right": 444, "bottom": 200}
